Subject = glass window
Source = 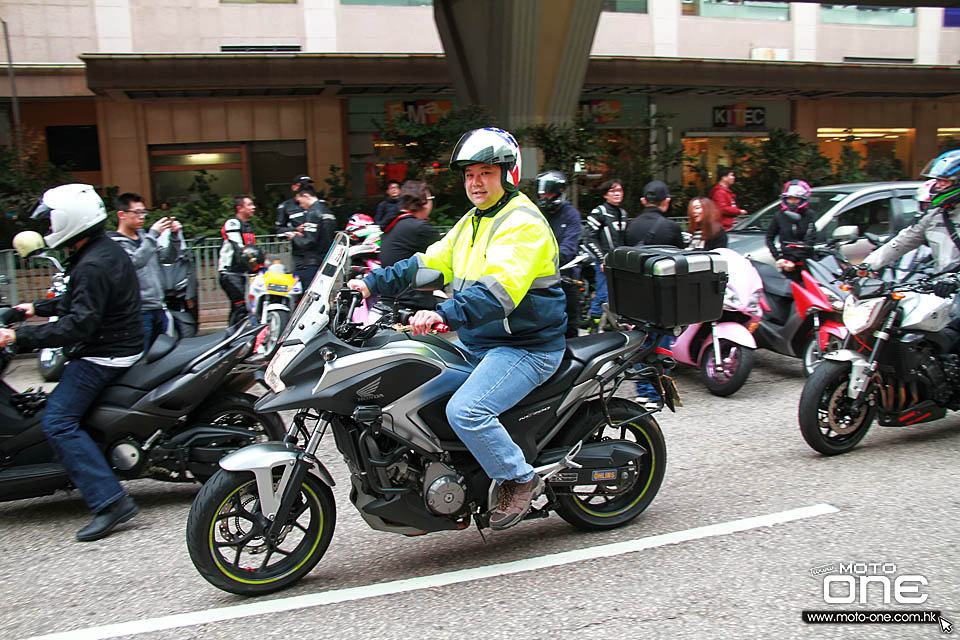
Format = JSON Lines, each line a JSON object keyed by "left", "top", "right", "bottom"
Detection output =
{"left": 340, "top": 0, "right": 432, "bottom": 5}
{"left": 897, "top": 196, "right": 921, "bottom": 227}
{"left": 835, "top": 197, "right": 893, "bottom": 235}
{"left": 698, "top": 1, "right": 789, "bottom": 21}
{"left": 820, "top": 5, "right": 916, "bottom": 27}
{"left": 939, "top": 129, "right": 960, "bottom": 154}
{"left": 46, "top": 125, "right": 101, "bottom": 172}
{"left": 602, "top": 0, "right": 648, "bottom": 13}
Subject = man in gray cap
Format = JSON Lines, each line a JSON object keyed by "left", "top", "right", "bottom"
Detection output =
{"left": 624, "top": 180, "right": 683, "bottom": 249}
{"left": 276, "top": 174, "right": 313, "bottom": 237}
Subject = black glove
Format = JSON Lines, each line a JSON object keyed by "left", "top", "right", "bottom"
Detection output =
{"left": 932, "top": 275, "right": 960, "bottom": 298}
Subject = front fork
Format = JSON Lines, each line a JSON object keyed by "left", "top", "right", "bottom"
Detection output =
{"left": 846, "top": 314, "right": 894, "bottom": 407}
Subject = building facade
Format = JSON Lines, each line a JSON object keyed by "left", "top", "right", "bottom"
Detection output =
{"left": 2, "top": 0, "right": 959, "bottom": 207}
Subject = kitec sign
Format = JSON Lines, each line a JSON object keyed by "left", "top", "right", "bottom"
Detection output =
{"left": 712, "top": 104, "right": 766, "bottom": 127}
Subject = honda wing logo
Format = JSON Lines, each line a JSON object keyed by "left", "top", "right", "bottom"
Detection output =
{"left": 356, "top": 377, "right": 385, "bottom": 400}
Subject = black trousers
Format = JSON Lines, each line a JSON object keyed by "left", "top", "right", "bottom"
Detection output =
{"left": 561, "top": 279, "right": 582, "bottom": 339}
{"left": 219, "top": 271, "right": 248, "bottom": 327}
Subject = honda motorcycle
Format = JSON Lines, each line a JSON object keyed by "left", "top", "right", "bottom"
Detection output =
{"left": 0, "top": 312, "right": 285, "bottom": 502}
{"left": 186, "top": 233, "right": 680, "bottom": 595}
{"left": 798, "top": 266, "right": 960, "bottom": 455}
{"left": 673, "top": 248, "right": 763, "bottom": 396}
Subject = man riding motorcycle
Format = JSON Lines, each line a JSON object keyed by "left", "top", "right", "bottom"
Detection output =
{"left": 848, "top": 150, "right": 960, "bottom": 299}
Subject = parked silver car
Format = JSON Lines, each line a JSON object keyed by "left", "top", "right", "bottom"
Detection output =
{"left": 726, "top": 181, "right": 923, "bottom": 265}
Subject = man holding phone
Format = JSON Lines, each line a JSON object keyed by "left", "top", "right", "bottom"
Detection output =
{"left": 108, "top": 193, "right": 182, "bottom": 352}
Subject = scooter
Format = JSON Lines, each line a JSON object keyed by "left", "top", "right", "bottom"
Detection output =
{"left": 0, "top": 308, "right": 285, "bottom": 503}
{"left": 672, "top": 248, "right": 764, "bottom": 396}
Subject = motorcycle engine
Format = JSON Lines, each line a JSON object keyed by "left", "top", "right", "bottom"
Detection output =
{"left": 422, "top": 461, "right": 467, "bottom": 516}
{"left": 920, "top": 353, "right": 960, "bottom": 408}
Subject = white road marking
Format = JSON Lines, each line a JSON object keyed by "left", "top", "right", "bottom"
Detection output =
{"left": 26, "top": 503, "right": 838, "bottom": 640}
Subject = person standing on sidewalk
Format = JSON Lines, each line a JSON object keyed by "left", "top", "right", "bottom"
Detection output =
{"left": 283, "top": 186, "right": 337, "bottom": 287}
{"left": 219, "top": 195, "right": 258, "bottom": 327}
{"left": 710, "top": 166, "right": 747, "bottom": 231}
{"left": 584, "top": 179, "right": 630, "bottom": 332}
{"left": 0, "top": 184, "right": 143, "bottom": 542}
{"left": 108, "top": 193, "right": 181, "bottom": 352}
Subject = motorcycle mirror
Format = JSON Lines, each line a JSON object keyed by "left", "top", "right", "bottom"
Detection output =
{"left": 413, "top": 268, "right": 445, "bottom": 291}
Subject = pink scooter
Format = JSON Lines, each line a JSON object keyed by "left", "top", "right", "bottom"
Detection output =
{"left": 672, "top": 248, "right": 764, "bottom": 397}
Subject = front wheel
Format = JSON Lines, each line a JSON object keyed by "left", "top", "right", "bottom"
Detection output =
{"left": 553, "top": 399, "right": 666, "bottom": 531}
{"left": 38, "top": 347, "right": 66, "bottom": 382}
{"left": 699, "top": 339, "right": 754, "bottom": 397}
{"left": 259, "top": 308, "right": 290, "bottom": 357}
{"left": 801, "top": 331, "right": 844, "bottom": 378}
{"left": 798, "top": 360, "right": 875, "bottom": 455}
{"left": 186, "top": 470, "right": 336, "bottom": 595}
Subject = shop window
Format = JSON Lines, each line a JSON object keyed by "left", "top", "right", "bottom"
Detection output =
{"left": 698, "top": 1, "right": 789, "bottom": 21}
{"left": 46, "top": 126, "right": 101, "bottom": 172}
{"left": 817, "top": 128, "right": 913, "bottom": 179}
{"left": 340, "top": 0, "right": 432, "bottom": 5}
{"left": 820, "top": 5, "right": 916, "bottom": 27}
{"left": 602, "top": 0, "right": 648, "bottom": 13}
{"left": 681, "top": 135, "right": 769, "bottom": 191}
{"left": 939, "top": 129, "right": 960, "bottom": 153}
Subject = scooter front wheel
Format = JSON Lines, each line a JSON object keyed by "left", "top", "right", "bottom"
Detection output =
{"left": 186, "top": 469, "right": 336, "bottom": 595}
{"left": 801, "top": 331, "right": 844, "bottom": 378}
{"left": 699, "top": 340, "right": 754, "bottom": 397}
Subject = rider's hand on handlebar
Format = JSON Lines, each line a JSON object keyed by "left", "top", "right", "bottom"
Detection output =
{"left": 410, "top": 310, "right": 444, "bottom": 336}
{"left": 346, "top": 279, "right": 371, "bottom": 299}
{"left": 932, "top": 274, "right": 960, "bottom": 298}
{"left": 0, "top": 329, "right": 15, "bottom": 348}
{"left": 15, "top": 303, "right": 34, "bottom": 319}
{"left": 776, "top": 258, "right": 796, "bottom": 272}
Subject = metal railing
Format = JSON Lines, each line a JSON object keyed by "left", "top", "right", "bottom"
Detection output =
{"left": 0, "top": 235, "right": 296, "bottom": 328}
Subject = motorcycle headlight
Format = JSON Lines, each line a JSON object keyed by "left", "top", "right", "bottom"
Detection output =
{"left": 264, "top": 343, "right": 303, "bottom": 393}
{"left": 723, "top": 288, "right": 741, "bottom": 310}
{"left": 842, "top": 296, "right": 885, "bottom": 335}
{"left": 746, "top": 290, "right": 763, "bottom": 315}
{"left": 824, "top": 287, "right": 845, "bottom": 312}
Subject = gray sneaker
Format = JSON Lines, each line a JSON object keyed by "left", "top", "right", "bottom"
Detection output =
{"left": 489, "top": 475, "right": 543, "bottom": 531}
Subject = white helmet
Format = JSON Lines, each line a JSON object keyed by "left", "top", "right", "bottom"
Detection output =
{"left": 12, "top": 230, "right": 46, "bottom": 258}
{"left": 449, "top": 127, "right": 522, "bottom": 192}
{"left": 31, "top": 184, "right": 107, "bottom": 249}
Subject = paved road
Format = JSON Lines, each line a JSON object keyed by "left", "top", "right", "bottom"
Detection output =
{"left": 1, "top": 349, "right": 958, "bottom": 639}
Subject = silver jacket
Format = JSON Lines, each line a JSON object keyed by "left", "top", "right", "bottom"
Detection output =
{"left": 108, "top": 229, "right": 179, "bottom": 310}
{"left": 865, "top": 206, "right": 960, "bottom": 273}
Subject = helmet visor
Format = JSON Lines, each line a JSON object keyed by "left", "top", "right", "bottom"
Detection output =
{"left": 31, "top": 202, "right": 52, "bottom": 220}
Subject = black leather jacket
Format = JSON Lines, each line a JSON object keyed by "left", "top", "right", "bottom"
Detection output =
{"left": 17, "top": 233, "right": 143, "bottom": 359}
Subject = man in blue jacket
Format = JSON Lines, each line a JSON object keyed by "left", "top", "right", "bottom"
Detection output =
{"left": 537, "top": 170, "right": 583, "bottom": 338}
{"left": 349, "top": 128, "right": 566, "bottom": 531}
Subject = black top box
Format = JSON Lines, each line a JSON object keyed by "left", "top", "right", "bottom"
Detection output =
{"left": 604, "top": 245, "right": 728, "bottom": 329}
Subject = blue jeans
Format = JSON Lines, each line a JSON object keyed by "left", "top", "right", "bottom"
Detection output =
{"left": 636, "top": 335, "right": 674, "bottom": 399}
{"left": 446, "top": 345, "right": 564, "bottom": 484}
{"left": 590, "top": 262, "right": 608, "bottom": 315}
{"left": 141, "top": 309, "right": 167, "bottom": 353}
{"left": 43, "top": 359, "right": 129, "bottom": 513}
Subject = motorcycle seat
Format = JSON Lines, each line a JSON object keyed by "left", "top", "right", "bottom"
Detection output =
{"left": 520, "top": 333, "right": 628, "bottom": 405}
{"left": 753, "top": 261, "right": 794, "bottom": 299}
{"left": 143, "top": 334, "right": 176, "bottom": 363}
{"left": 114, "top": 330, "right": 231, "bottom": 390}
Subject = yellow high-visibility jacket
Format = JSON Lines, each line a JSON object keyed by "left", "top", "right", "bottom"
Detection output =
{"left": 365, "top": 191, "right": 567, "bottom": 351}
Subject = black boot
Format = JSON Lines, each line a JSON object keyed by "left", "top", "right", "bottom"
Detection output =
{"left": 76, "top": 495, "right": 138, "bottom": 542}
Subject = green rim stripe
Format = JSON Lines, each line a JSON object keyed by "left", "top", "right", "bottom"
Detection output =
{"left": 210, "top": 480, "right": 324, "bottom": 585}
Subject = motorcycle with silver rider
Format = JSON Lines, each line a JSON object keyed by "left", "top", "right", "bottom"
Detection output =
{"left": 798, "top": 150, "right": 960, "bottom": 454}
{"left": 184, "top": 233, "right": 722, "bottom": 595}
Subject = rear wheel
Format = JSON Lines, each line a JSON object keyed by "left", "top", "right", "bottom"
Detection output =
{"left": 553, "top": 399, "right": 666, "bottom": 531}
{"left": 186, "top": 470, "right": 336, "bottom": 595}
{"left": 189, "top": 394, "right": 285, "bottom": 481}
{"left": 699, "top": 339, "right": 754, "bottom": 397}
{"left": 798, "top": 360, "right": 874, "bottom": 455}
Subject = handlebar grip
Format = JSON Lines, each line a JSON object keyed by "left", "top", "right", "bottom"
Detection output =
{"left": 434, "top": 323, "right": 450, "bottom": 333}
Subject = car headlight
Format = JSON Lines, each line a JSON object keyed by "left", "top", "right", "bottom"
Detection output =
{"left": 264, "top": 343, "right": 303, "bottom": 393}
{"left": 842, "top": 296, "right": 885, "bottom": 335}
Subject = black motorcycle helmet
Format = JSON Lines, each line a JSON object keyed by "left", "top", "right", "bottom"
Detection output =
{"left": 241, "top": 246, "right": 264, "bottom": 273}
{"left": 536, "top": 170, "right": 567, "bottom": 213}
